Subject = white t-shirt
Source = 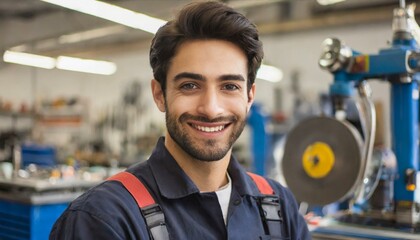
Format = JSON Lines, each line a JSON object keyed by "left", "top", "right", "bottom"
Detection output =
{"left": 215, "top": 173, "right": 232, "bottom": 225}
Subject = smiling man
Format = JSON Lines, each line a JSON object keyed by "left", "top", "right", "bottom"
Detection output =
{"left": 50, "top": 1, "right": 310, "bottom": 239}
{"left": 152, "top": 39, "right": 253, "bottom": 193}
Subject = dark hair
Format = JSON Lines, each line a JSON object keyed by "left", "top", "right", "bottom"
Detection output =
{"left": 149, "top": 1, "right": 263, "bottom": 93}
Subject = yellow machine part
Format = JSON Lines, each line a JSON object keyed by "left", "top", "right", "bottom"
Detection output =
{"left": 302, "top": 142, "right": 335, "bottom": 179}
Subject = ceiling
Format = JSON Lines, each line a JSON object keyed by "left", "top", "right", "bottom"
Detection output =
{"left": 0, "top": 0, "right": 416, "bottom": 59}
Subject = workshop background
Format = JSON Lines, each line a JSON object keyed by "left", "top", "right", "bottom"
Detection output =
{"left": 0, "top": 0, "right": 419, "bottom": 239}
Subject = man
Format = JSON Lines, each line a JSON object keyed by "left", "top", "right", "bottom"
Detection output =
{"left": 50, "top": 1, "right": 310, "bottom": 239}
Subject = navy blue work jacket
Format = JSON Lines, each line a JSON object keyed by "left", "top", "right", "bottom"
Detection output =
{"left": 50, "top": 137, "right": 310, "bottom": 239}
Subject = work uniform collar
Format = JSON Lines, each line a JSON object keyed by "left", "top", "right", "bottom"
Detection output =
{"left": 148, "top": 137, "right": 261, "bottom": 199}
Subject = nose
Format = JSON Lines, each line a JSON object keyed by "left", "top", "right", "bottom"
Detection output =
{"left": 197, "top": 88, "right": 224, "bottom": 119}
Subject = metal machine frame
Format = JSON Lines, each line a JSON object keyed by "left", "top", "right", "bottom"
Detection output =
{"left": 318, "top": 2, "right": 420, "bottom": 226}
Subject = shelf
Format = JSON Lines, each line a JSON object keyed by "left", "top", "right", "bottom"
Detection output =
{"left": 37, "top": 105, "right": 84, "bottom": 118}
{"left": 37, "top": 116, "right": 83, "bottom": 127}
{"left": 0, "top": 111, "right": 35, "bottom": 118}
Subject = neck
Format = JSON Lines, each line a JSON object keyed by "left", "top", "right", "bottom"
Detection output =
{"left": 165, "top": 135, "right": 230, "bottom": 192}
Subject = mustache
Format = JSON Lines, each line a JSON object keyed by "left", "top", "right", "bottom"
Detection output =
{"left": 179, "top": 113, "right": 237, "bottom": 123}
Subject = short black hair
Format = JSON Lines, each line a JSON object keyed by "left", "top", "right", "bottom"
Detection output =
{"left": 149, "top": 1, "right": 263, "bottom": 93}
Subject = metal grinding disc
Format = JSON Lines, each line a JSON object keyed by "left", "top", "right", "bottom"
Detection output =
{"left": 282, "top": 116, "right": 364, "bottom": 205}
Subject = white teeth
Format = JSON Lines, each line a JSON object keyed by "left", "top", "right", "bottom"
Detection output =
{"left": 195, "top": 125, "right": 225, "bottom": 132}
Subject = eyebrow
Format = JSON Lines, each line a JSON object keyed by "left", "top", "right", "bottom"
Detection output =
{"left": 173, "top": 72, "right": 205, "bottom": 81}
{"left": 219, "top": 74, "right": 245, "bottom": 82}
{"left": 173, "top": 72, "right": 246, "bottom": 82}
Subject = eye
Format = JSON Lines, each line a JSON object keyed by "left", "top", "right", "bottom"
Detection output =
{"left": 180, "top": 82, "right": 198, "bottom": 90}
{"left": 222, "top": 84, "right": 240, "bottom": 91}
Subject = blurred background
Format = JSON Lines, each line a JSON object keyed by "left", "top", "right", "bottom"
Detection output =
{"left": 0, "top": 0, "right": 418, "bottom": 239}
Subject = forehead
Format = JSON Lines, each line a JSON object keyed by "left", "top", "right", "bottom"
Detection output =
{"left": 167, "top": 39, "right": 248, "bottom": 80}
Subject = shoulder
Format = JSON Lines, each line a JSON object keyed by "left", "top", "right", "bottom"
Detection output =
{"left": 50, "top": 180, "right": 148, "bottom": 239}
{"left": 64, "top": 180, "right": 141, "bottom": 226}
{"left": 246, "top": 172, "right": 296, "bottom": 203}
{"left": 266, "top": 178, "right": 298, "bottom": 203}
{"left": 70, "top": 180, "right": 136, "bottom": 214}
{"left": 264, "top": 177, "right": 311, "bottom": 240}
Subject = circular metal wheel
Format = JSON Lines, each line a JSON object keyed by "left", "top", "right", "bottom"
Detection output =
{"left": 282, "top": 116, "right": 364, "bottom": 205}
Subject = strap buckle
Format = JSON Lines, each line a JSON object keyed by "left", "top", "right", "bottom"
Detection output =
{"left": 142, "top": 204, "right": 169, "bottom": 240}
{"left": 258, "top": 195, "right": 283, "bottom": 222}
{"left": 257, "top": 195, "right": 287, "bottom": 238}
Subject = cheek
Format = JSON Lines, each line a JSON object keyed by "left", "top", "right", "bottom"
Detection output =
{"left": 225, "top": 97, "right": 249, "bottom": 113}
{"left": 166, "top": 95, "right": 197, "bottom": 112}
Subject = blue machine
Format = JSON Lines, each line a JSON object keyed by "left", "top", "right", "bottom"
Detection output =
{"left": 280, "top": 1, "right": 420, "bottom": 239}
{"left": 318, "top": 2, "right": 420, "bottom": 225}
{"left": 247, "top": 103, "right": 271, "bottom": 176}
{"left": 0, "top": 199, "right": 68, "bottom": 240}
{"left": 0, "top": 177, "right": 98, "bottom": 240}
{"left": 21, "top": 144, "right": 56, "bottom": 167}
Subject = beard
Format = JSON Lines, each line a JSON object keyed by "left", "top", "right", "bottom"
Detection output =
{"left": 165, "top": 108, "right": 247, "bottom": 162}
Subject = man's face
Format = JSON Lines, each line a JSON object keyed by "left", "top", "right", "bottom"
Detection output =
{"left": 152, "top": 39, "right": 255, "bottom": 162}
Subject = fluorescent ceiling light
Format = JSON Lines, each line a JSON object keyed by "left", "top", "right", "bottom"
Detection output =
{"left": 42, "top": 0, "right": 167, "bottom": 34}
{"left": 317, "top": 0, "right": 346, "bottom": 5}
{"left": 56, "top": 56, "right": 117, "bottom": 75}
{"left": 59, "top": 25, "right": 127, "bottom": 44}
{"left": 3, "top": 51, "right": 117, "bottom": 75}
{"left": 3, "top": 50, "right": 56, "bottom": 69}
{"left": 228, "top": 0, "right": 287, "bottom": 9}
{"left": 10, "top": 25, "right": 127, "bottom": 52}
{"left": 257, "top": 64, "right": 283, "bottom": 83}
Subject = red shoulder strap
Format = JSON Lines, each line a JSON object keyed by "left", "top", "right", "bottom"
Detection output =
{"left": 247, "top": 172, "right": 275, "bottom": 195}
{"left": 107, "top": 171, "right": 155, "bottom": 208}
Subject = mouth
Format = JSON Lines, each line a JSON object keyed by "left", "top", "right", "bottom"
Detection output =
{"left": 192, "top": 124, "right": 227, "bottom": 133}
{"left": 187, "top": 119, "right": 233, "bottom": 133}
{"left": 182, "top": 114, "right": 236, "bottom": 134}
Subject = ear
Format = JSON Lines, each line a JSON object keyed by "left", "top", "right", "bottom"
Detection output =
{"left": 246, "top": 83, "right": 256, "bottom": 113}
{"left": 151, "top": 79, "right": 166, "bottom": 112}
